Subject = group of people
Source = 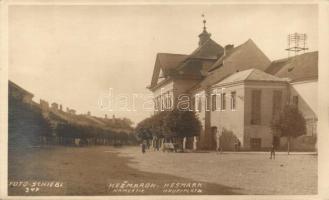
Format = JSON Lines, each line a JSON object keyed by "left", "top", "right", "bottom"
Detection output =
{"left": 140, "top": 133, "right": 277, "bottom": 158}
{"left": 140, "top": 139, "right": 161, "bottom": 153}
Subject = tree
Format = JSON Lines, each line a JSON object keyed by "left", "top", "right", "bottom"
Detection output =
{"left": 164, "top": 110, "right": 201, "bottom": 139}
{"left": 135, "top": 118, "right": 153, "bottom": 141}
{"left": 271, "top": 105, "right": 306, "bottom": 154}
{"left": 135, "top": 110, "right": 202, "bottom": 149}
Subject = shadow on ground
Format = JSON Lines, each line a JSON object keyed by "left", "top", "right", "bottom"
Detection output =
{"left": 8, "top": 146, "right": 241, "bottom": 196}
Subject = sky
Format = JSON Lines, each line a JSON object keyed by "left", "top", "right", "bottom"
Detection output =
{"left": 9, "top": 4, "right": 318, "bottom": 125}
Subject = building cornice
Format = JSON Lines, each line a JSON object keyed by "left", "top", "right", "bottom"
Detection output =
{"left": 290, "top": 77, "right": 318, "bottom": 85}
{"left": 148, "top": 78, "right": 173, "bottom": 92}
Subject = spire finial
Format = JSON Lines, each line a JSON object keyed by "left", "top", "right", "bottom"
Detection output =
{"left": 202, "top": 13, "right": 207, "bottom": 31}
{"left": 198, "top": 13, "right": 211, "bottom": 46}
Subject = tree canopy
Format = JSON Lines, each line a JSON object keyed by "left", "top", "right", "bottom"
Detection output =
{"left": 271, "top": 104, "right": 307, "bottom": 154}
{"left": 271, "top": 105, "right": 307, "bottom": 138}
{"left": 135, "top": 110, "right": 201, "bottom": 140}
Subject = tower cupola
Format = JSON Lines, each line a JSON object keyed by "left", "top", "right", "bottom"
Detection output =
{"left": 198, "top": 14, "right": 211, "bottom": 46}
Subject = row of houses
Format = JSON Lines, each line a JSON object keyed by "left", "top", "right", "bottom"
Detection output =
{"left": 9, "top": 80, "right": 135, "bottom": 148}
{"left": 148, "top": 23, "right": 317, "bottom": 151}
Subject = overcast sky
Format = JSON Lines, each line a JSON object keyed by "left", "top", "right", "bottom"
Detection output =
{"left": 9, "top": 4, "right": 318, "bottom": 124}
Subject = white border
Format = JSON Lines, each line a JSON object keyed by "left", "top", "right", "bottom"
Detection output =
{"left": 1, "top": 1, "right": 328, "bottom": 200}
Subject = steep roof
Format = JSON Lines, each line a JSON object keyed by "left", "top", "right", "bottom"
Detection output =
{"left": 265, "top": 51, "right": 318, "bottom": 82}
{"left": 149, "top": 38, "right": 224, "bottom": 90}
{"left": 163, "top": 39, "right": 223, "bottom": 80}
{"left": 209, "top": 39, "right": 270, "bottom": 72}
{"left": 199, "top": 39, "right": 271, "bottom": 88}
{"left": 157, "top": 53, "right": 189, "bottom": 73}
{"left": 189, "top": 38, "right": 224, "bottom": 59}
{"left": 9, "top": 80, "right": 34, "bottom": 97}
{"left": 217, "top": 68, "right": 288, "bottom": 86}
{"left": 208, "top": 43, "right": 243, "bottom": 72}
{"left": 149, "top": 53, "right": 188, "bottom": 88}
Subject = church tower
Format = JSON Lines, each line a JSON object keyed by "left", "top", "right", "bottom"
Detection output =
{"left": 198, "top": 14, "right": 211, "bottom": 46}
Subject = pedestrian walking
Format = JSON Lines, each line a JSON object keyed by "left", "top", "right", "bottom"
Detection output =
{"left": 270, "top": 144, "right": 275, "bottom": 159}
{"left": 234, "top": 140, "right": 238, "bottom": 152}
{"left": 237, "top": 140, "right": 241, "bottom": 151}
{"left": 141, "top": 141, "right": 146, "bottom": 154}
{"left": 216, "top": 129, "right": 222, "bottom": 154}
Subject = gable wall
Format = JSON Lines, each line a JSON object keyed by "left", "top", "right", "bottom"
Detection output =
{"left": 289, "top": 80, "right": 318, "bottom": 136}
{"left": 209, "top": 84, "right": 245, "bottom": 150}
{"left": 244, "top": 82, "right": 288, "bottom": 149}
{"left": 224, "top": 42, "right": 271, "bottom": 73}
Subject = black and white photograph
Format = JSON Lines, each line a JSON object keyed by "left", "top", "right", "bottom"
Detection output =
{"left": 1, "top": 0, "right": 329, "bottom": 199}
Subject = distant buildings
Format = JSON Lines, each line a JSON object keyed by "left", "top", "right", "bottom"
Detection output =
{"left": 148, "top": 23, "right": 317, "bottom": 151}
{"left": 9, "top": 80, "right": 34, "bottom": 104}
{"left": 8, "top": 81, "right": 135, "bottom": 147}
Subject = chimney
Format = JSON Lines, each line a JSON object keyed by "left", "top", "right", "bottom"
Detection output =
{"left": 39, "top": 99, "right": 49, "bottom": 111}
{"left": 224, "top": 44, "right": 234, "bottom": 56}
{"left": 87, "top": 111, "right": 91, "bottom": 116}
{"left": 59, "top": 104, "right": 63, "bottom": 111}
{"left": 51, "top": 103, "right": 58, "bottom": 110}
{"left": 105, "top": 114, "right": 108, "bottom": 119}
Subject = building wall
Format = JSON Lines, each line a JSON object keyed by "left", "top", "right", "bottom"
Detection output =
{"left": 244, "top": 82, "right": 288, "bottom": 149}
{"left": 194, "top": 90, "right": 206, "bottom": 130}
{"left": 173, "top": 79, "right": 200, "bottom": 99}
{"left": 193, "top": 80, "right": 317, "bottom": 151}
{"left": 153, "top": 81, "right": 174, "bottom": 112}
{"left": 153, "top": 79, "right": 200, "bottom": 111}
{"left": 290, "top": 80, "right": 318, "bottom": 136}
{"left": 209, "top": 84, "right": 245, "bottom": 149}
{"left": 194, "top": 81, "right": 290, "bottom": 150}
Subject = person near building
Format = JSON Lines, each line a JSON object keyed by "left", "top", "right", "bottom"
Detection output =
{"left": 141, "top": 141, "right": 146, "bottom": 154}
{"left": 270, "top": 143, "right": 275, "bottom": 159}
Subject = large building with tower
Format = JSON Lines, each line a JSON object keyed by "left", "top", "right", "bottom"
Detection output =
{"left": 148, "top": 20, "right": 317, "bottom": 151}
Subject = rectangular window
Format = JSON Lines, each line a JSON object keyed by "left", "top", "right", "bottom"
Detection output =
{"left": 272, "top": 90, "right": 282, "bottom": 117}
{"left": 221, "top": 93, "right": 226, "bottom": 110}
{"left": 158, "top": 97, "right": 161, "bottom": 110}
{"left": 191, "top": 97, "right": 195, "bottom": 111}
{"left": 168, "top": 94, "right": 172, "bottom": 109}
{"left": 154, "top": 97, "right": 157, "bottom": 110}
{"left": 194, "top": 96, "right": 199, "bottom": 112}
{"left": 250, "top": 138, "right": 261, "bottom": 150}
{"left": 154, "top": 98, "right": 157, "bottom": 110}
{"left": 197, "top": 96, "right": 202, "bottom": 112}
{"left": 164, "top": 96, "right": 167, "bottom": 110}
{"left": 292, "top": 95, "right": 299, "bottom": 108}
{"left": 251, "top": 90, "right": 261, "bottom": 124}
{"left": 166, "top": 95, "right": 169, "bottom": 109}
{"left": 211, "top": 94, "right": 217, "bottom": 111}
{"left": 161, "top": 96, "right": 165, "bottom": 111}
{"left": 231, "top": 91, "right": 236, "bottom": 110}
{"left": 157, "top": 98, "right": 160, "bottom": 110}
